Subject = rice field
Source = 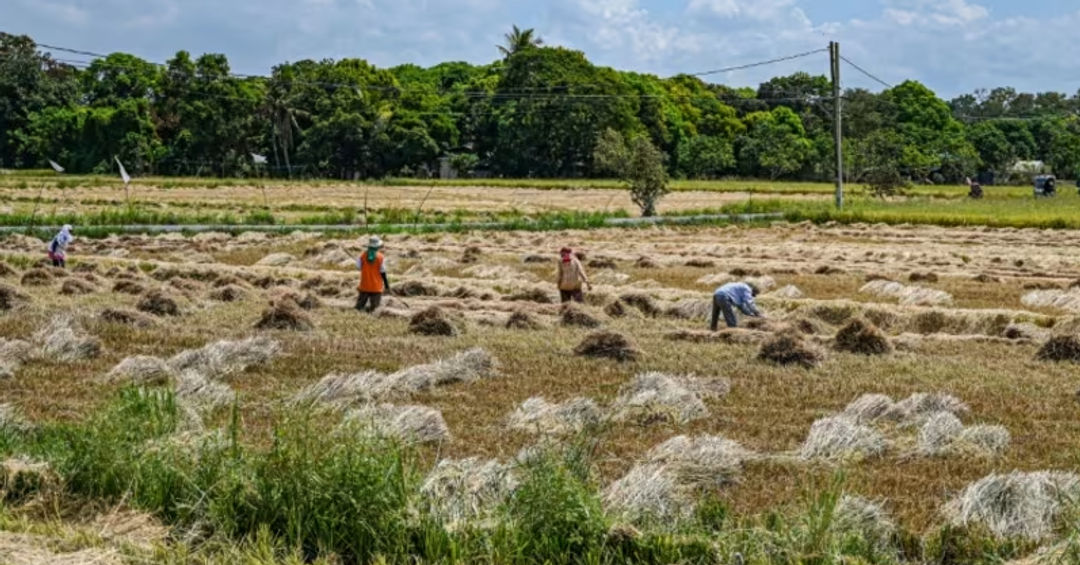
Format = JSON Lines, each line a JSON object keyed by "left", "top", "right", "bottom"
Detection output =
{"left": 1, "top": 219, "right": 1080, "bottom": 562}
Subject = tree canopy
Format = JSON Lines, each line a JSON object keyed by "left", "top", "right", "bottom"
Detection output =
{"left": 4, "top": 30, "right": 1080, "bottom": 181}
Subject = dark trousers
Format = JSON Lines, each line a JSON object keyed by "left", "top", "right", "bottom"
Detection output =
{"left": 52, "top": 258, "right": 65, "bottom": 268}
{"left": 560, "top": 289, "right": 584, "bottom": 303}
{"left": 355, "top": 292, "right": 382, "bottom": 313}
{"left": 710, "top": 294, "right": 738, "bottom": 331}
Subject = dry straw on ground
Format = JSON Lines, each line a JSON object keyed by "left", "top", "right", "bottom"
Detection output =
{"left": 604, "top": 300, "right": 629, "bottom": 318}
{"left": 297, "top": 348, "right": 498, "bottom": 405}
{"left": 834, "top": 318, "right": 893, "bottom": 356}
{"left": 104, "top": 355, "right": 175, "bottom": 385}
{"left": 395, "top": 280, "right": 441, "bottom": 297}
{"left": 168, "top": 336, "right": 280, "bottom": 381}
{"left": 343, "top": 404, "right": 450, "bottom": 444}
{"left": 168, "top": 277, "right": 203, "bottom": 293}
{"left": 842, "top": 394, "right": 895, "bottom": 424}
{"left": 560, "top": 303, "right": 602, "bottom": 328}
{"left": 772, "top": 285, "right": 804, "bottom": 299}
{"left": 882, "top": 393, "right": 969, "bottom": 426}
{"left": 574, "top": 331, "right": 641, "bottom": 362}
{"left": 757, "top": 330, "right": 824, "bottom": 368}
{"left": 916, "top": 412, "right": 965, "bottom": 456}
{"left": 208, "top": 285, "right": 247, "bottom": 302}
{"left": 99, "top": 308, "right": 155, "bottom": 328}
{"left": 666, "top": 328, "right": 769, "bottom": 345}
{"left": 136, "top": 289, "right": 181, "bottom": 317}
{"left": 0, "top": 339, "right": 32, "bottom": 379}
{"left": 420, "top": 457, "right": 518, "bottom": 527}
{"left": 175, "top": 370, "right": 236, "bottom": 412}
{"left": 860, "top": 280, "right": 953, "bottom": 307}
{"left": 1022, "top": 289, "right": 1080, "bottom": 313}
{"left": 1035, "top": 335, "right": 1080, "bottom": 362}
{"left": 610, "top": 372, "right": 727, "bottom": 425}
{"left": 409, "top": 306, "right": 459, "bottom": 336}
{"left": 505, "top": 311, "right": 543, "bottom": 330}
{"left": 908, "top": 271, "right": 939, "bottom": 283}
{"left": 60, "top": 278, "right": 96, "bottom": 296}
{"left": 605, "top": 434, "right": 749, "bottom": 523}
{"left": 19, "top": 269, "right": 53, "bottom": 287}
{"left": 665, "top": 299, "right": 711, "bottom": 321}
{"left": 254, "top": 299, "right": 315, "bottom": 331}
{"left": 0, "top": 284, "right": 29, "bottom": 311}
{"left": 799, "top": 416, "right": 887, "bottom": 460}
{"left": 589, "top": 257, "right": 619, "bottom": 270}
{"left": 255, "top": 252, "right": 294, "bottom": 267}
{"left": 619, "top": 293, "right": 662, "bottom": 317}
{"left": 503, "top": 287, "right": 553, "bottom": 304}
{"left": 268, "top": 286, "right": 321, "bottom": 310}
{"left": 507, "top": 396, "right": 602, "bottom": 436}
{"left": 111, "top": 280, "right": 146, "bottom": 295}
{"left": 834, "top": 495, "right": 897, "bottom": 551}
{"left": 944, "top": 471, "right": 1080, "bottom": 540}
{"left": 33, "top": 316, "right": 101, "bottom": 363}
{"left": 635, "top": 256, "right": 659, "bottom": 269}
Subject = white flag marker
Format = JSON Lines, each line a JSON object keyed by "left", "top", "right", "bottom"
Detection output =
{"left": 115, "top": 156, "right": 131, "bottom": 186}
{"left": 251, "top": 153, "right": 268, "bottom": 165}
{"left": 47, "top": 159, "right": 65, "bottom": 173}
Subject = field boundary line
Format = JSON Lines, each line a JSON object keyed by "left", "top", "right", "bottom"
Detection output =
{"left": 0, "top": 212, "right": 785, "bottom": 235}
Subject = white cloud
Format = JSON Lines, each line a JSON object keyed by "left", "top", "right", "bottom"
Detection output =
{"left": 686, "top": 0, "right": 796, "bottom": 21}
{"left": 27, "top": 0, "right": 89, "bottom": 25}
{"left": 7, "top": 0, "right": 1080, "bottom": 98}
{"left": 884, "top": 0, "right": 989, "bottom": 27}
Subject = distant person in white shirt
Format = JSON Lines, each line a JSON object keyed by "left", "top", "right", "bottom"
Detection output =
{"left": 48, "top": 225, "right": 73, "bottom": 268}
{"left": 710, "top": 282, "right": 763, "bottom": 330}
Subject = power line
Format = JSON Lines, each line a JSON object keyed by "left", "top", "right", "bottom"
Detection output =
{"left": 691, "top": 48, "right": 828, "bottom": 77}
{"left": 37, "top": 39, "right": 833, "bottom": 97}
{"left": 34, "top": 41, "right": 837, "bottom": 109}
{"left": 953, "top": 114, "right": 1076, "bottom": 122}
{"left": 839, "top": 55, "right": 893, "bottom": 89}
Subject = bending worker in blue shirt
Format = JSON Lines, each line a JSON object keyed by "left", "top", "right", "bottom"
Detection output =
{"left": 711, "top": 281, "right": 764, "bottom": 331}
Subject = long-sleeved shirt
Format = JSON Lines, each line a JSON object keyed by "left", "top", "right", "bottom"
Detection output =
{"left": 714, "top": 283, "right": 761, "bottom": 316}
{"left": 556, "top": 258, "right": 589, "bottom": 291}
{"left": 49, "top": 229, "right": 72, "bottom": 256}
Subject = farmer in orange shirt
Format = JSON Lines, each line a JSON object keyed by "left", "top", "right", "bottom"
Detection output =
{"left": 356, "top": 236, "right": 391, "bottom": 313}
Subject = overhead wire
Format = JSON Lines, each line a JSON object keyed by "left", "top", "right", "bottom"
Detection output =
{"left": 36, "top": 39, "right": 838, "bottom": 98}
{"left": 839, "top": 55, "right": 893, "bottom": 90}
{"left": 690, "top": 48, "right": 829, "bottom": 77}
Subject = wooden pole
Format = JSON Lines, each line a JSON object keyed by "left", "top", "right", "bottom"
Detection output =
{"left": 830, "top": 41, "right": 844, "bottom": 210}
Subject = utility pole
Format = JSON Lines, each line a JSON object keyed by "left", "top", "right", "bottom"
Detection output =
{"left": 829, "top": 41, "right": 843, "bottom": 210}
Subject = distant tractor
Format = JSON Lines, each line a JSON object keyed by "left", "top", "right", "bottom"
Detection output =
{"left": 1034, "top": 175, "right": 1057, "bottom": 198}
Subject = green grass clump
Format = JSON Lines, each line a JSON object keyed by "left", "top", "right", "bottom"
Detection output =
{"left": 721, "top": 192, "right": 1080, "bottom": 230}
{"left": 0, "top": 389, "right": 1059, "bottom": 565}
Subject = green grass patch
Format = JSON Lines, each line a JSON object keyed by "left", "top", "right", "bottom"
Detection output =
{"left": 720, "top": 192, "right": 1080, "bottom": 230}
{"left": 0, "top": 388, "right": 1056, "bottom": 564}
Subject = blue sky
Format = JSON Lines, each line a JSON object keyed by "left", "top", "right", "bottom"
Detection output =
{"left": 6, "top": 0, "right": 1080, "bottom": 98}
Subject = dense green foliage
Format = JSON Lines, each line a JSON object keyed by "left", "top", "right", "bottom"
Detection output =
{"left": 5, "top": 31, "right": 1080, "bottom": 183}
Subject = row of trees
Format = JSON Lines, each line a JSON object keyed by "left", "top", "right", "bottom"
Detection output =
{"left": 4, "top": 30, "right": 1080, "bottom": 183}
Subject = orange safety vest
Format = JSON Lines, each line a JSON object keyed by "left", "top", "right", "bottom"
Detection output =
{"left": 358, "top": 252, "right": 385, "bottom": 293}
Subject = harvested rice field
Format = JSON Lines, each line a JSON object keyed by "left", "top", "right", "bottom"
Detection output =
{"left": 2, "top": 221, "right": 1080, "bottom": 563}
{"left": 0, "top": 178, "right": 824, "bottom": 221}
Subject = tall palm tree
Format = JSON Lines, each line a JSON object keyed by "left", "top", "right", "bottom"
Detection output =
{"left": 497, "top": 25, "right": 543, "bottom": 58}
{"left": 261, "top": 91, "right": 307, "bottom": 177}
